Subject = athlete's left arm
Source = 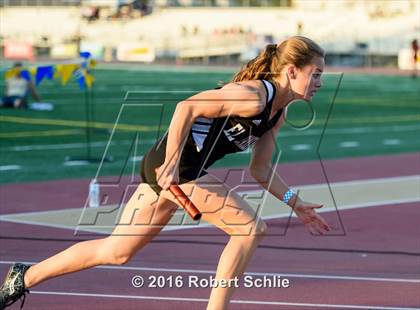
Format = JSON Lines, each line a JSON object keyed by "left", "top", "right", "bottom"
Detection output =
{"left": 249, "top": 109, "right": 331, "bottom": 234}
{"left": 249, "top": 109, "right": 290, "bottom": 202}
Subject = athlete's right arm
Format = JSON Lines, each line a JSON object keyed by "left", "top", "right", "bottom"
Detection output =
{"left": 185, "top": 81, "right": 265, "bottom": 118}
{"left": 156, "top": 82, "right": 266, "bottom": 190}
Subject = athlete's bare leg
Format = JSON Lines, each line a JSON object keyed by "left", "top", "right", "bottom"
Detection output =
{"left": 24, "top": 183, "right": 179, "bottom": 288}
{"left": 24, "top": 173, "right": 265, "bottom": 310}
{"left": 177, "top": 174, "right": 267, "bottom": 310}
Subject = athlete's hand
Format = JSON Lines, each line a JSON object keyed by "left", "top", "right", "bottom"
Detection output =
{"left": 292, "top": 199, "right": 331, "bottom": 235}
{"left": 155, "top": 163, "right": 179, "bottom": 190}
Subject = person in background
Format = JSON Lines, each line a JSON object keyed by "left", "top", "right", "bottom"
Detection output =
{"left": 411, "top": 39, "right": 418, "bottom": 78}
{"left": 132, "top": 0, "right": 149, "bottom": 17}
{"left": 1, "top": 62, "right": 41, "bottom": 109}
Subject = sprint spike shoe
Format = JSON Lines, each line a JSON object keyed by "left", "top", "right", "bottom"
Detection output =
{"left": 0, "top": 263, "right": 31, "bottom": 309}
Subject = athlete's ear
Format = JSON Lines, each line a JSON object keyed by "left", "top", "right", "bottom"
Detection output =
{"left": 287, "top": 65, "right": 297, "bottom": 80}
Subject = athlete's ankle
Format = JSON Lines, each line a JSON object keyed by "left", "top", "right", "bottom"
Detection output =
{"left": 23, "top": 266, "right": 32, "bottom": 288}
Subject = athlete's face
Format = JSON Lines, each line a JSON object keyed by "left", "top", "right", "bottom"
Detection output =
{"left": 289, "top": 56, "right": 325, "bottom": 102}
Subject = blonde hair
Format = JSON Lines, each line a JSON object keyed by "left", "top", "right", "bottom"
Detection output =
{"left": 231, "top": 36, "right": 325, "bottom": 82}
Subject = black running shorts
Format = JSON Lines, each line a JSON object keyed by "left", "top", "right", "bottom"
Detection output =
{"left": 140, "top": 135, "right": 208, "bottom": 195}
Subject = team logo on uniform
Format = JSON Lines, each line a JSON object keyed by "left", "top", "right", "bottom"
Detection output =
{"left": 223, "top": 123, "right": 259, "bottom": 150}
{"left": 223, "top": 123, "right": 246, "bottom": 141}
{"left": 235, "top": 135, "right": 258, "bottom": 150}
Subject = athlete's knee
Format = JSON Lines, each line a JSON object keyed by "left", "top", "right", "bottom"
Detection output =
{"left": 248, "top": 220, "right": 267, "bottom": 244}
{"left": 255, "top": 220, "right": 268, "bottom": 238}
{"left": 108, "top": 253, "right": 131, "bottom": 265}
{"left": 110, "top": 247, "right": 132, "bottom": 265}
{"left": 233, "top": 219, "right": 267, "bottom": 244}
{"left": 99, "top": 237, "right": 134, "bottom": 265}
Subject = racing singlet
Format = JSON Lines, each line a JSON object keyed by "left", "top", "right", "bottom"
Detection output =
{"left": 185, "top": 79, "right": 283, "bottom": 170}
{"left": 141, "top": 79, "right": 284, "bottom": 191}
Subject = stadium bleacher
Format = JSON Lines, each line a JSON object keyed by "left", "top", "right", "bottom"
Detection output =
{"left": 1, "top": 0, "right": 419, "bottom": 65}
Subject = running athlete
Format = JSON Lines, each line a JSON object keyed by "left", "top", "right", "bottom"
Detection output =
{"left": 1, "top": 36, "right": 330, "bottom": 310}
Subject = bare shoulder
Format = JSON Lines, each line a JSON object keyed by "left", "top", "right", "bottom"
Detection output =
{"left": 221, "top": 80, "right": 264, "bottom": 95}
{"left": 183, "top": 80, "right": 266, "bottom": 119}
{"left": 220, "top": 80, "right": 267, "bottom": 108}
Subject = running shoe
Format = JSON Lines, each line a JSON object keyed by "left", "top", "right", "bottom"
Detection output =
{"left": 0, "top": 263, "right": 31, "bottom": 309}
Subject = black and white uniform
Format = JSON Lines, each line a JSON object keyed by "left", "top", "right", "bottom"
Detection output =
{"left": 140, "top": 79, "right": 283, "bottom": 195}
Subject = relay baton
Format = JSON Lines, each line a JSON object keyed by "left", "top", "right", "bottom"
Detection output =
{"left": 169, "top": 185, "right": 202, "bottom": 221}
{"left": 155, "top": 168, "right": 201, "bottom": 220}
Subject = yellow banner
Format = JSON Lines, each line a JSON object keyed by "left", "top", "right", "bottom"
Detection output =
{"left": 5, "top": 68, "right": 20, "bottom": 79}
{"left": 55, "top": 64, "right": 79, "bottom": 86}
{"left": 83, "top": 70, "right": 95, "bottom": 88}
{"left": 5, "top": 60, "right": 95, "bottom": 88}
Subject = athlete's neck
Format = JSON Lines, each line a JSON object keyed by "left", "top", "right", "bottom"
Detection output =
{"left": 271, "top": 79, "right": 296, "bottom": 112}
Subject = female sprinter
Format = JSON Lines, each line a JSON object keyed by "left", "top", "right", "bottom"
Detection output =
{"left": 1, "top": 36, "right": 330, "bottom": 310}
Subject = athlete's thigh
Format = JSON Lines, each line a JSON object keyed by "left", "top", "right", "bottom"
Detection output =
{"left": 175, "top": 174, "right": 265, "bottom": 237}
{"left": 108, "top": 183, "right": 179, "bottom": 252}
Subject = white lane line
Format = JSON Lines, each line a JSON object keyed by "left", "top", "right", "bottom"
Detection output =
{"left": 383, "top": 139, "right": 402, "bottom": 145}
{"left": 0, "top": 218, "right": 90, "bottom": 232}
{"left": 266, "top": 197, "right": 420, "bottom": 218}
{"left": 0, "top": 165, "right": 21, "bottom": 171}
{"left": 129, "top": 155, "right": 144, "bottom": 162}
{"left": 290, "top": 144, "right": 312, "bottom": 151}
{"left": 8, "top": 141, "right": 112, "bottom": 152}
{"left": 1, "top": 175, "right": 419, "bottom": 234}
{"left": 3, "top": 140, "right": 152, "bottom": 152}
{"left": 282, "top": 124, "right": 420, "bottom": 137}
{"left": 339, "top": 141, "right": 360, "bottom": 148}
{"left": 3, "top": 124, "right": 419, "bottom": 153}
{"left": 26, "top": 291, "right": 420, "bottom": 309}
{"left": 1, "top": 196, "right": 418, "bottom": 236}
{"left": 63, "top": 160, "right": 90, "bottom": 167}
{"left": 1, "top": 260, "right": 418, "bottom": 283}
{"left": 297, "top": 175, "right": 420, "bottom": 190}
{"left": 98, "top": 63, "right": 236, "bottom": 73}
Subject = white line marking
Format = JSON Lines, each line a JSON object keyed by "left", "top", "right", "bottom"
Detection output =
{"left": 26, "top": 290, "right": 420, "bottom": 309}
{"left": 0, "top": 197, "right": 420, "bottom": 235}
{"left": 3, "top": 140, "right": 139, "bottom": 152}
{"left": 125, "top": 89, "right": 201, "bottom": 93}
{"left": 339, "top": 141, "right": 360, "bottom": 148}
{"left": 96, "top": 267, "right": 420, "bottom": 284}
{"left": 63, "top": 160, "right": 90, "bottom": 167}
{"left": 296, "top": 175, "right": 420, "bottom": 190}
{"left": 291, "top": 144, "right": 312, "bottom": 151}
{"left": 3, "top": 124, "right": 419, "bottom": 152}
{"left": 383, "top": 139, "right": 402, "bottom": 145}
{"left": 1, "top": 261, "right": 418, "bottom": 284}
{"left": 129, "top": 156, "right": 144, "bottom": 162}
{"left": 0, "top": 196, "right": 418, "bottom": 235}
{"left": 8, "top": 141, "right": 111, "bottom": 152}
{"left": 0, "top": 175, "right": 419, "bottom": 234}
{"left": 282, "top": 124, "right": 420, "bottom": 137}
{"left": 0, "top": 218, "right": 91, "bottom": 232}
{"left": 98, "top": 63, "right": 236, "bottom": 73}
{"left": 258, "top": 197, "right": 420, "bottom": 224}
{"left": 0, "top": 165, "right": 21, "bottom": 171}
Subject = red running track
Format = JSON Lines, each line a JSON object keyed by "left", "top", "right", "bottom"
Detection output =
{"left": 0, "top": 153, "right": 419, "bottom": 309}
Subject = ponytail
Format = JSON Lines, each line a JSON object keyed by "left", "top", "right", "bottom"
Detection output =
{"left": 231, "top": 36, "right": 325, "bottom": 83}
{"left": 231, "top": 44, "right": 277, "bottom": 82}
